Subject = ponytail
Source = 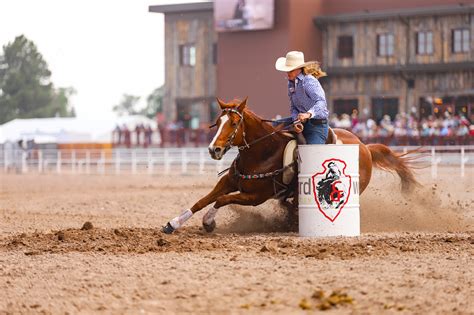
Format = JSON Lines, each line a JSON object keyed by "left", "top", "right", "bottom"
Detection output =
{"left": 302, "top": 62, "right": 327, "bottom": 79}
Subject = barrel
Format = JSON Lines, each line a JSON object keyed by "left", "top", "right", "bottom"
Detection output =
{"left": 298, "top": 144, "right": 360, "bottom": 237}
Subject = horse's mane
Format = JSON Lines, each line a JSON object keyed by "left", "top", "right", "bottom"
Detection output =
{"left": 228, "top": 99, "right": 277, "bottom": 132}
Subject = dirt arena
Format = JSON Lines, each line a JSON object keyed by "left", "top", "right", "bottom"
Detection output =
{"left": 1, "top": 166, "right": 473, "bottom": 314}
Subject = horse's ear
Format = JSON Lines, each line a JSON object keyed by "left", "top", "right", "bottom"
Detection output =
{"left": 237, "top": 97, "right": 248, "bottom": 112}
{"left": 216, "top": 97, "right": 227, "bottom": 109}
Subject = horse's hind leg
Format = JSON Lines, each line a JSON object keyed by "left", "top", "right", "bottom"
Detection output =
{"left": 162, "top": 174, "right": 237, "bottom": 234}
{"left": 279, "top": 198, "right": 298, "bottom": 232}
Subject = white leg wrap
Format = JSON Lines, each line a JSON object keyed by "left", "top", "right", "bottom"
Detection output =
{"left": 203, "top": 206, "right": 219, "bottom": 225}
{"left": 169, "top": 209, "right": 193, "bottom": 230}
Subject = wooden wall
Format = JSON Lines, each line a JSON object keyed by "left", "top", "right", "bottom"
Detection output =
{"left": 163, "top": 11, "right": 217, "bottom": 122}
{"left": 324, "top": 13, "right": 473, "bottom": 68}
{"left": 323, "top": 12, "right": 473, "bottom": 117}
{"left": 324, "top": 74, "right": 406, "bottom": 115}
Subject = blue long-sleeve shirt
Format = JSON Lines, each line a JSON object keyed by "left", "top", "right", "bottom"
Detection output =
{"left": 288, "top": 73, "right": 329, "bottom": 120}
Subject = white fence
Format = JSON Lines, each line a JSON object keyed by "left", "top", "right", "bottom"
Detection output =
{"left": 1, "top": 147, "right": 239, "bottom": 176}
{"left": 1, "top": 146, "right": 472, "bottom": 178}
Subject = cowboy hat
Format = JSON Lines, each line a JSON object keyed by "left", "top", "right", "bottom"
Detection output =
{"left": 275, "top": 51, "right": 316, "bottom": 72}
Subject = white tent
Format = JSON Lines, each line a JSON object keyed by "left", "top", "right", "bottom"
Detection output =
{"left": 0, "top": 116, "right": 160, "bottom": 144}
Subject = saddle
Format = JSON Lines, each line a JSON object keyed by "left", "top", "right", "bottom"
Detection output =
{"left": 281, "top": 128, "right": 340, "bottom": 184}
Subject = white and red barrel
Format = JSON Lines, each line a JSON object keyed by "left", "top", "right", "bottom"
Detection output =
{"left": 298, "top": 144, "right": 360, "bottom": 237}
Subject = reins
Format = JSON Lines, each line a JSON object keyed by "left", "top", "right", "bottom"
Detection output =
{"left": 210, "top": 108, "right": 300, "bottom": 151}
{"left": 237, "top": 119, "right": 300, "bottom": 150}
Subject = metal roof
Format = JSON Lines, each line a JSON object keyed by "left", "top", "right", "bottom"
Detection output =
{"left": 314, "top": 4, "right": 473, "bottom": 26}
{"left": 149, "top": 2, "right": 213, "bottom": 14}
{"left": 0, "top": 116, "right": 160, "bottom": 144}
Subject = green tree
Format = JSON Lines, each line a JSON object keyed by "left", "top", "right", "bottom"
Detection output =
{"left": 141, "top": 85, "right": 164, "bottom": 119}
{"left": 112, "top": 86, "right": 163, "bottom": 118}
{"left": 112, "top": 94, "right": 141, "bottom": 116}
{"left": 49, "top": 87, "right": 77, "bottom": 117}
{"left": 0, "top": 35, "right": 75, "bottom": 124}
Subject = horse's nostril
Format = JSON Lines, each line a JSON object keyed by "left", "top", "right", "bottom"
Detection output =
{"left": 214, "top": 147, "right": 222, "bottom": 154}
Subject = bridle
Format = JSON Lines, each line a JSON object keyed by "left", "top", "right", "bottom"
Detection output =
{"left": 210, "top": 108, "right": 299, "bottom": 152}
{"left": 221, "top": 108, "right": 250, "bottom": 151}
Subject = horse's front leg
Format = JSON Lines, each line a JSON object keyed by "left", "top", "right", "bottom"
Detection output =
{"left": 161, "top": 174, "right": 237, "bottom": 234}
{"left": 195, "top": 191, "right": 273, "bottom": 233}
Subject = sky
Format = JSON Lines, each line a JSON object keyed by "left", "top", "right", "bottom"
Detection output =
{"left": 0, "top": 0, "right": 205, "bottom": 119}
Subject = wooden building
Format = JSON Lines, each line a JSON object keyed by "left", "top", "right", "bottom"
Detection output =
{"left": 149, "top": 2, "right": 217, "bottom": 128}
{"left": 150, "top": 1, "right": 473, "bottom": 126}
{"left": 315, "top": 5, "right": 474, "bottom": 121}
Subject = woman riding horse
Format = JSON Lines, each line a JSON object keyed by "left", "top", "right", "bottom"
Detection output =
{"left": 161, "top": 98, "right": 420, "bottom": 234}
{"left": 274, "top": 50, "right": 329, "bottom": 145}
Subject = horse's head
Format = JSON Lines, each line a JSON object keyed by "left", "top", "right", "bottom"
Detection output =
{"left": 208, "top": 97, "right": 247, "bottom": 160}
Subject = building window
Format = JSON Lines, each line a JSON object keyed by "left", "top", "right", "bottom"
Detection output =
{"left": 371, "top": 98, "right": 399, "bottom": 123}
{"left": 333, "top": 99, "right": 359, "bottom": 116}
{"left": 337, "top": 36, "right": 353, "bottom": 59}
{"left": 419, "top": 98, "right": 433, "bottom": 119}
{"left": 179, "top": 44, "right": 196, "bottom": 66}
{"left": 452, "top": 29, "right": 470, "bottom": 53}
{"left": 377, "top": 33, "right": 394, "bottom": 57}
{"left": 212, "top": 43, "right": 217, "bottom": 65}
{"left": 416, "top": 31, "right": 433, "bottom": 55}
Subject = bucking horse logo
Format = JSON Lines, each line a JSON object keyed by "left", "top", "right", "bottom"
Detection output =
{"left": 311, "top": 159, "right": 352, "bottom": 222}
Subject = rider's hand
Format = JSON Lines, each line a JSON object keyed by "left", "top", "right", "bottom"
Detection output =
{"left": 297, "top": 112, "right": 312, "bottom": 123}
{"left": 294, "top": 122, "right": 304, "bottom": 133}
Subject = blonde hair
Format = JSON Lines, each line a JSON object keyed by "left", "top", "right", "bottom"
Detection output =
{"left": 302, "top": 62, "right": 327, "bottom": 79}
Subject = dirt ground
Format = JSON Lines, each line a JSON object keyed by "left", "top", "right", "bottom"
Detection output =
{"left": 0, "top": 166, "right": 473, "bottom": 314}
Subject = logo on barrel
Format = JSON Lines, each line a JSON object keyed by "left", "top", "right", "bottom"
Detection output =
{"left": 311, "top": 158, "right": 352, "bottom": 222}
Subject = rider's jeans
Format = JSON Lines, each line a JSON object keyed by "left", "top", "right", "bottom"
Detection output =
{"left": 273, "top": 117, "right": 328, "bottom": 144}
{"left": 303, "top": 121, "right": 328, "bottom": 144}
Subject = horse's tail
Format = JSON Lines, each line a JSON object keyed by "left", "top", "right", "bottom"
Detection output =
{"left": 367, "top": 144, "right": 421, "bottom": 194}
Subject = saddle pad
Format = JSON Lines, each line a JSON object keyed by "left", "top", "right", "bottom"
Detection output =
{"left": 283, "top": 140, "right": 297, "bottom": 184}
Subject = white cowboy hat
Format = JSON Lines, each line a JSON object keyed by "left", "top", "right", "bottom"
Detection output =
{"left": 275, "top": 51, "right": 316, "bottom": 72}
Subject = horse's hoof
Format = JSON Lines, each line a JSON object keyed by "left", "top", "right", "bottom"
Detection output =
{"left": 161, "top": 222, "right": 175, "bottom": 234}
{"left": 203, "top": 220, "right": 216, "bottom": 233}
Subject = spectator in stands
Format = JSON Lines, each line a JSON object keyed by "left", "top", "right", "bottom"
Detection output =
{"left": 135, "top": 123, "right": 145, "bottom": 146}
{"left": 154, "top": 107, "right": 472, "bottom": 147}
{"left": 122, "top": 124, "right": 131, "bottom": 148}
{"left": 329, "top": 113, "right": 339, "bottom": 128}
{"left": 144, "top": 125, "right": 153, "bottom": 147}
{"left": 456, "top": 123, "right": 469, "bottom": 136}
{"left": 352, "top": 118, "right": 367, "bottom": 137}
{"left": 114, "top": 124, "right": 122, "bottom": 145}
{"left": 394, "top": 113, "right": 407, "bottom": 137}
{"left": 351, "top": 110, "right": 359, "bottom": 129}
{"left": 338, "top": 113, "right": 352, "bottom": 129}
{"left": 379, "top": 115, "right": 394, "bottom": 137}
{"left": 366, "top": 117, "right": 377, "bottom": 137}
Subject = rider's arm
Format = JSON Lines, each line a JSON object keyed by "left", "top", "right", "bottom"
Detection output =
{"left": 303, "top": 76, "right": 328, "bottom": 119}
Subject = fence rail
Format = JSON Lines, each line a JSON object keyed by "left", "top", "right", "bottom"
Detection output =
{"left": 1, "top": 145, "right": 472, "bottom": 178}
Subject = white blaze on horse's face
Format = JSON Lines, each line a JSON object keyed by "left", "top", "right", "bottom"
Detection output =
{"left": 208, "top": 114, "right": 229, "bottom": 160}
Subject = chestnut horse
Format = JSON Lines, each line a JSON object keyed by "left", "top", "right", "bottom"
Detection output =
{"left": 161, "top": 98, "right": 419, "bottom": 234}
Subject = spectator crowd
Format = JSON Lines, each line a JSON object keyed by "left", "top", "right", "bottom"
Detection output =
{"left": 329, "top": 111, "right": 473, "bottom": 145}
{"left": 113, "top": 112, "right": 473, "bottom": 148}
